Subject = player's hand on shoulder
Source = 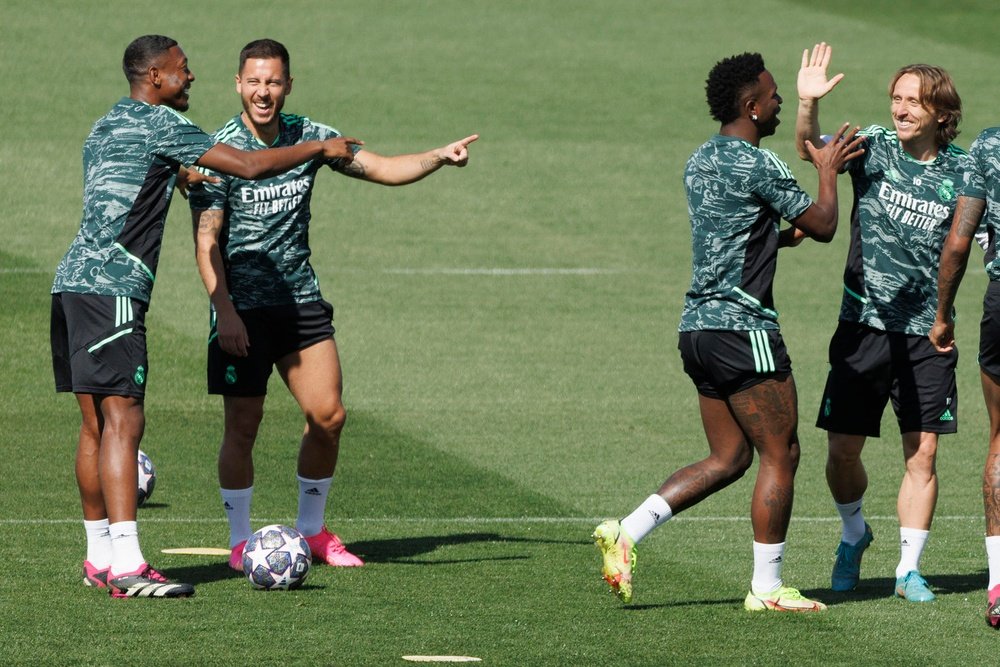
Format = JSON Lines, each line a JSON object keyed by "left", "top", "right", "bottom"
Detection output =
{"left": 438, "top": 134, "right": 479, "bottom": 167}
{"left": 322, "top": 137, "right": 363, "bottom": 162}
{"left": 175, "top": 166, "right": 220, "bottom": 199}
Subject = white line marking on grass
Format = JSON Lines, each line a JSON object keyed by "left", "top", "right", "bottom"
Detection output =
{"left": 3, "top": 515, "right": 984, "bottom": 525}
{"left": 381, "top": 267, "right": 627, "bottom": 276}
{"left": 403, "top": 657, "right": 481, "bottom": 663}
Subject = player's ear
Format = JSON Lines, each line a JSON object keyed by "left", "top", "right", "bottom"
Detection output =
{"left": 235, "top": 74, "right": 242, "bottom": 94}
{"left": 286, "top": 76, "right": 293, "bottom": 96}
{"left": 741, "top": 89, "right": 757, "bottom": 121}
{"left": 148, "top": 65, "right": 161, "bottom": 88}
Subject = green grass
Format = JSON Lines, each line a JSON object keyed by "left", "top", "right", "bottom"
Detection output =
{"left": 3, "top": 0, "right": 1000, "bottom": 664}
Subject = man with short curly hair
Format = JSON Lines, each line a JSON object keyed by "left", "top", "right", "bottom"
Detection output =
{"left": 592, "top": 52, "right": 862, "bottom": 611}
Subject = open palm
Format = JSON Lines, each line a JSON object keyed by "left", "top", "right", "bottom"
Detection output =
{"left": 798, "top": 42, "right": 844, "bottom": 100}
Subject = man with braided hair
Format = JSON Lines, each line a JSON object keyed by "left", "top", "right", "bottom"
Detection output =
{"left": 592, "top": 52, "right": 862, "bottom": 610}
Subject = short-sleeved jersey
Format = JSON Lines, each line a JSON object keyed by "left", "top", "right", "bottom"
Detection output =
{"left": 52, "top": 98, "right": 216, "bottom": 302}
{"left": 678, "top": 135, "right": 813, "bottom": 332}
{"left": 839, "top": 125, "right": 973, "bottom": 335}
{"left": 962, "top": 127, "right": 1000, "bottom": 281}
{"left": 189, "top": 113, "right": 355, "bottom": 310}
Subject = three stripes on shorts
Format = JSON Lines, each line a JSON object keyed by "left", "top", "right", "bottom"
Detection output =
{"left": 749, "top": 330, "right": 776, "bottom": 373}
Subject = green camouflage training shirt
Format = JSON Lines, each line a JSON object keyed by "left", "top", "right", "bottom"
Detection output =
{"left": 52, "top": 98, "right": 215, "bottom": 302}
{"left": 962, "top": 127, "right": 1000, "bottom": 281}
{"left": 838, "top": 125, "right": 973, "bottom": 335}
{"left": 188, "top": 113, "right": 356, "bottom": 310}
{"left": 679, "top": 135, "right": 813, "bottom": 332}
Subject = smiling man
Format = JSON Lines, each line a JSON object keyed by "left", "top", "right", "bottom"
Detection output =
{"left": 52, "top": 34, "right": 360, "bottom": 599}
{"left": 189, "top": 39, "right": 476, "bottom": 572}
{"left": 593, "top": 52, "right": 862, "bottom": 611}
{"left": 795, "top": 42, "right": 974, "bottom": 603}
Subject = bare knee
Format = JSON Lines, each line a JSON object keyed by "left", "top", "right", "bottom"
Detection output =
{"left": 709, "top": 444, "right": 754, "bottom": 482}
{"left": 828, "top": 433, "right": 866, "bottom": 469}
{"left": 223, "top": 400, "right": 264, "bottom": 452}
{"left": 308, "top": 403, "right": 346, "bottom": 440}
{"left": 903, "top": 433, "right": 938, "bottom": 480}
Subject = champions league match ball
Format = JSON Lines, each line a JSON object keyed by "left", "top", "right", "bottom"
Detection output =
{"left": 242, "top": 524, "right": 312, "bottom": 590}
{"left": 136, "top": 449, "right": 156, "bottom": 506}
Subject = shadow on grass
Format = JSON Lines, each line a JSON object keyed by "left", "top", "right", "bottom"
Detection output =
{"left": 801, "top": 569, "right": 986, "bottom": 606}
{"left": 612, "top": 571, "right": 989, "bottom": 611}
{"left": 349, "top": 531, "right": 583, "bottom": 564}
{"left": 158, "top": 531, "right": 585, "bottom": 584}
{"left": 622, "top": 598, "right": 745, "bottom": 610}
{"left": 137, "top": 502, "right": 170, "bottom": 510}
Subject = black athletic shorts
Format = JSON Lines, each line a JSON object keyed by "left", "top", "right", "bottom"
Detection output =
{"left": 980, "top": 281, "right": 1000, "bottom": 381}
{"left": 815, "top": 321, "right": 958, "bottom": 437}
{"left": 678, "top": 329, "right": 792, "bottom": 399}
{"left": 51, "top": 292, "right": 149, "bottom": 398}
{"left": 208, "top": 299, "right": 334, "bottom": 396}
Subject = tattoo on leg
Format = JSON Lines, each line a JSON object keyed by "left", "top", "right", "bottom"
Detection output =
{"left": 985, "top": 452, "right": 1000, "bottom": 534}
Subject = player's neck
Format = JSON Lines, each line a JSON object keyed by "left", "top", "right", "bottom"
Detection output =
{"left": 900, "top": 136, "right": 939, "bottom": 162}
{"left": 241, "top": 112, "right": 280, "bottom": 146}
{"left": 720, "top": 119, "right": 761, "bottom": 147}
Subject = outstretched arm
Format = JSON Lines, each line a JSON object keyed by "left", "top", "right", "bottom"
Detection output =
{"left": 192, "top": 208, "right": 250, "bottom": 357}
{"left": 796, "top": 42, "right": 844, "bottom": 162}
{"left": 341, "top": 134, "right": 478, "bottom": 185}
{"left": 930, "top": 196, "right": 986, "bottom": 352}
{"left": 196, "top": 136, "right": 363, "bottom": 180}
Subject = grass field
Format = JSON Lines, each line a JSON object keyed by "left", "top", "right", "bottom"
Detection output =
{"left": 4, "top": 0, "right": 1000, "bottom": 664}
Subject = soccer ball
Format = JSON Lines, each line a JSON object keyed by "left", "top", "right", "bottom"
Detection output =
{"left": 137, "top": 449, "right": 156, "bottom": 506}
{"left": 242, "top": 524, "right": 312, "bottom": 590}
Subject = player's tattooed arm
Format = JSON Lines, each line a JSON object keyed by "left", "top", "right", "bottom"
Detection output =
{"left": 930, "top": 196, "right": 985, "bottom": 351}
{"left": 954, "top": 196, "right": 986, "bottom": 238}
{"left": 192, "top": 208, "right": 225, "bottom": 242}
{"left": 339, "top": 158, "right": 367, "bottom": 180}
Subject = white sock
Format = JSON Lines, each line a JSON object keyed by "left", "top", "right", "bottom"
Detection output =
{"left": 751, "top": 541, "right": 785, "bottom": 594}
{"left": 296, "top": 475, "right": 333, "bottom": 538}
{"left": 84, "top": 518, "right": 112, "bottom": 569}
{"left": 109, "top": 521, "right": 145, "bottom": 575}
{"left": 221, "top": 486, "right": 254, "bottom": 548}
{"left": 835, "top": 499, "right": 866, "bottom": 545}
{"left": 620, "top": 494, "right": 672, "bottom": 544}
{"left": 987, "top": 536, "right": 1000, "bottom": 589}
{"left": 896, "top": 527, "right": 930, "bottom": 579}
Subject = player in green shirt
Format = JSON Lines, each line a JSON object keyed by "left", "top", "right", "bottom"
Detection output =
{"left": 51, "top": 34, "right": 358, "bottom": 599}
{"left": 593, "top": 52, "right": 862, "bottom": 610}
{"left": 931, "top": 126, "right": 1000, "bottom": 626}
{"left": 189, "top": 39, "right": 477, "bottom": 571}
{"left": 797, "top": 42, "right": 973, "bottom": 603}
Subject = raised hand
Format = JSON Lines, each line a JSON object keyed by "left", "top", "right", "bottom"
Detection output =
{"left": 798, "top": 42, "right": 844, "bottom": 101}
